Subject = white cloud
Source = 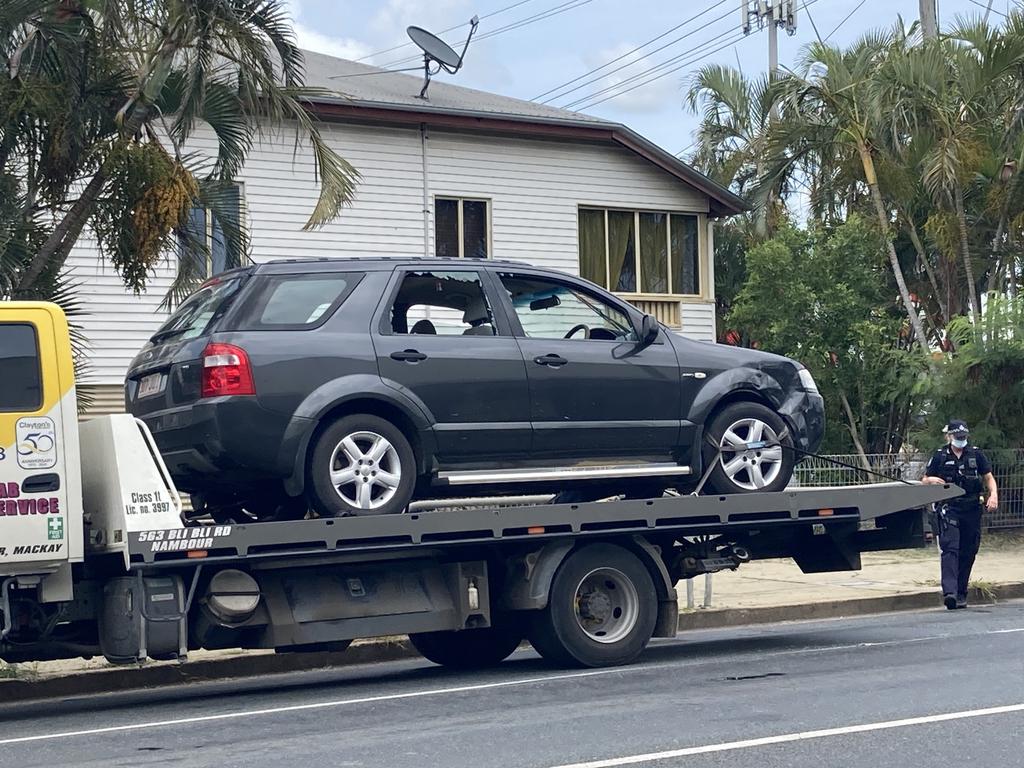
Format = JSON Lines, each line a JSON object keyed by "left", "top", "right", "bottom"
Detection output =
{"left": 369, "top": 0, "right": 472, "bottom": 39}
{"left": 293, "top": 21, "right": 374, "bottom": 60}
{"left": 284, "top": 0, "right": 374, "bottom": 61}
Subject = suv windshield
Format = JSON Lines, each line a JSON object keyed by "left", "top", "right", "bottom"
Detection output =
{"left": 151, "top": 275, "right": 245, "bottom": 343}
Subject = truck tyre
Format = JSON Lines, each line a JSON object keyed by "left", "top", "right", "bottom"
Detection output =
{"left": 308, "top": 414, "right": 416, "bottom": 517}
{"left": 701, "top": 402, "right": 795, "bottom": 494}
{"left": 409, "top": 621, "right": 525, "bottom": 669}
{"left": 528, "top": 543, "right": 657, "bottom": 668}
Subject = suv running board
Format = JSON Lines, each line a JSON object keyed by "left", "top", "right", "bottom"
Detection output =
{"left": 437, "top": 463, "right": 692, "bottom": 486}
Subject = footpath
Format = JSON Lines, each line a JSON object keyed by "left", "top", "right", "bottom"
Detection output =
{"left": 3, "top": 532, "right": 1022, "bottom": 701}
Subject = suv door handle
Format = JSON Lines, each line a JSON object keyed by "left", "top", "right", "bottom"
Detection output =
{"left": 533, "top": 354, "right": 568, "bottom": 367}
{"left": 391, "top": 349, "right": 428, "bottom": 362}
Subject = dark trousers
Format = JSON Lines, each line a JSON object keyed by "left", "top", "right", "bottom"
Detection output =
{"left": 939, "top": 508, "right": 982, "bottom": 599}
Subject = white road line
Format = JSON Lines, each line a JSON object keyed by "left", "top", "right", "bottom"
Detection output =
{"left": 545, "top": 703, "right": 1024, "bottom": 768}
{"left": 4, "top": 624, "right": 1022, "bottom": 747}
{"left": 988, "top": 627, "right": 1024, "bottom": 635}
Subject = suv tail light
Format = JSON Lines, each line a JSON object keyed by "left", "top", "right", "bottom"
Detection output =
{"left": 201, "top": 343, "right": 255, "bottom": 398}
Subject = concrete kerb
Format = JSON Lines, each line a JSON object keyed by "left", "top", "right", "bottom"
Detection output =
{"left": 3, "top": 581, "right": 1023, "bottom": 703}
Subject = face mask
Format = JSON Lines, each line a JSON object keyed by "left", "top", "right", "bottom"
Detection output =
{"left": 952, "top": 437, "right": 968, "bottom": 449}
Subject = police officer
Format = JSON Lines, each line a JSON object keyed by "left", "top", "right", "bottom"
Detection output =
{"left": 922, "top": 420, "right": 999, "bottom": 610}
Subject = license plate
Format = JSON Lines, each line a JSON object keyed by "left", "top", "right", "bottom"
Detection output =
{"left": 137, "top": 373, "right": 165, "bottom": 399}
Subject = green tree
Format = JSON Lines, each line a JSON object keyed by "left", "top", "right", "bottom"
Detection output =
{"left": 876, "top": 18, "right": 1024, "bottom": 326}
{"left": 729, "top": 216, "right": 924, "bottom": 458}
{"left": 926, "top": 295, "right": 1024, "bottom": 449}
{"left": 771, "top": 31, "right": 931, "bottom": 351}
{"left": 1, "top": 0, "right": 359, "bottom": 301}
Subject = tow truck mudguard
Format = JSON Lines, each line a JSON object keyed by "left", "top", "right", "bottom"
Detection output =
{"left": 502, "top": 537, "right": 678, "bottom": 639}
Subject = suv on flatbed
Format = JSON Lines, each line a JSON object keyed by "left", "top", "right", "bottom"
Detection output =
{"left": 126, "top": 258, "right": 824, "bottom": 520}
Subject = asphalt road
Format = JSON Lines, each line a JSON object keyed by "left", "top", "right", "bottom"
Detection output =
{"left": 2, "top": 601, "right": 1024, "bottom": 768}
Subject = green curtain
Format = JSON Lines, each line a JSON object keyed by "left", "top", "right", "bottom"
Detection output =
{"left": 670, "top": 214, "right": 699, "bottom": 295}
{"left": 578, "top": 209, "right": 607, "bottom": 287}
{"left": 608, "top": 210, "right": 636, "bottom": 292}
{"left": 639, "top": 212, "right": 668, "bottom": 293}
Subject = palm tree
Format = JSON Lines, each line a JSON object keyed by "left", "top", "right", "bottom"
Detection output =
{"left": 876, "top": 16, "right": 1024, "bottom": 325}
{"left": 770, "top": 31, "right": 932, "bottom": 351}
{"left": 4, "top": 0, "right": 358, "bottom": 296}
{"left": 686, "top": 64, "right": 796, "bottom": 236}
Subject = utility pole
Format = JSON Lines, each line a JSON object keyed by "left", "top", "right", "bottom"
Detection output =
{"left": 919, "top": 0, "right": 938, "bottom": 39}
{"left": 741, "top": 0, "right": 798, "bottom": 77}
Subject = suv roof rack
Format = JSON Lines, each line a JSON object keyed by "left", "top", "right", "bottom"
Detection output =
{"left": 263, "top": 256, "right": 533, "bottom": 267}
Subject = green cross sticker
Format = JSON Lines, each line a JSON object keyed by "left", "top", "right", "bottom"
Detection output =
{"left": 48, "top": 517, "right": 64, "bottom": 541}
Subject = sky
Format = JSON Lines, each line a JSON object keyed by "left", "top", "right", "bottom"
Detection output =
{"left": 284, "top": 0, "right": 1012, "bottom": 155}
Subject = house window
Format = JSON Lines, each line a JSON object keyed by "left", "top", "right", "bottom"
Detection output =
{"left": 180, "top": 185, "right": 243, "bottom": 278}
{"left": 435, "top": 197, "right": 489, "bottom": 259}
{"left": 578, "top": 208, "right": 701, "bottom": 296}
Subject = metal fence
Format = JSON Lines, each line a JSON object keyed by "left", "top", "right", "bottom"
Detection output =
{"left": 792, "top": 449, "right": 1024, "bottom": 530}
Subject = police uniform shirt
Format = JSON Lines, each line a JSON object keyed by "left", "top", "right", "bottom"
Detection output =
{"left": 925, "top": 444, "right": 991, "bottom": 508}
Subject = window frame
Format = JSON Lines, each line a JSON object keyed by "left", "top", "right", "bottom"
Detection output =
{"left": 0, "top": 322, "right": 43, "bottom": 413}
{"left": 377, "top": 267, "right": 512, "bottom": 338}
{"left": 433, "top": 195, "right": 492, "bottom": 260}
{"left": 180, "top": 182, "right": 246, "bottom": 279}
{"left": 495, "top": 270, "right": 647, "bottom": 345}
{"left": 576, "top": 206, "right": 707, "bottom": 300}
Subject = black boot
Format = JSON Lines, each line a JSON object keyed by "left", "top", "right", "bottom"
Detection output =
{"left": 944, "top": 594, "right": 957, "bottom": 610}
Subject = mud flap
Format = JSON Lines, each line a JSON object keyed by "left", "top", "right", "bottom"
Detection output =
{"left": 857, "top": 508, "right": 927, "bottom": 552}
{"left": 792, "top": 520, "right": 861, "bottom": 574}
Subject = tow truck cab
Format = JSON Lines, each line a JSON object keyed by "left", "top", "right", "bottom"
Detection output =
{"left": 0, "top": 302, "right": 84, "bottom": 601}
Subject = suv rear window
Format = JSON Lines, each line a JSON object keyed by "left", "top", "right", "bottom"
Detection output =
{"left": 233, "top": 273, "right": 361, "bottom": 330}
{"left": 0, "top": 324, "right": 42, "bottom": 411}
{"left": 152, "top": 275, "right": 245, "bottom": 343}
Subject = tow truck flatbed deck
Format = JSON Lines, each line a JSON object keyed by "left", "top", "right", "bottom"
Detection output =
{"left": 129, "top": 482, "right": 960, "bottom": 567}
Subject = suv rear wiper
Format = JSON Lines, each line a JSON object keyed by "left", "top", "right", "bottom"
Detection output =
{"left": 149, "top": 327, "right": 189, "bottom": 344}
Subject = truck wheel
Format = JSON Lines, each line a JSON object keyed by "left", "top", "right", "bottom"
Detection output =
{"left": 528, "top": 543, "right": 657, "bottom": 668}
{"left": 308, "top": 415, "right": 416, "bottom": 517}
{"left": 409, "top": 621, "right": 525, "bottom": 669}
{"left": 702, "top": 402, "right": 795, "bottom": 494}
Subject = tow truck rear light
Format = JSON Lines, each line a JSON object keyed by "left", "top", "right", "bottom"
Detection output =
{"left": 201, "top": 343, "right": 255, "bottom": 397}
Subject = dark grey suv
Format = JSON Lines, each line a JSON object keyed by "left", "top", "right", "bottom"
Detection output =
{"left": 126, "top": 258, "right": 824, "bottom": 519}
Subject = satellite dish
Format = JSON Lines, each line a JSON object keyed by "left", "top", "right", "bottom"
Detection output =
{"left": 408, "top": 27, "right": 462, "bottom": 70}
{"left": 407, "top": 16, "right": 479, "bottom": 99}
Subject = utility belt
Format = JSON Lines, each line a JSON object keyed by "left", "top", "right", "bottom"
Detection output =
{"left": 934, "top": 498, "right": 983, "bottom": 534}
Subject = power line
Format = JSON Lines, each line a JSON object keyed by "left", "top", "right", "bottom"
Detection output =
{"left": 355, "top": 0, "right": 541, "bottom": 63}
{"left": 572, "top": 32, "right": 749, "bottom": 111}
{"left": 568, "top": 0, "right": 818, "bottom": 113}
{"left": 379, "top": 0, "right": 594, "bottom": 70}
{"left": 675, "top": 140, "right": 699, "bottom": 157}
{"left": 542, "top": 1, "right": 737, "bottom": 106}
{"left": 560, "top": 24, "right": 738, "bottom": 110}
{"left": 824, "top": 0, "right": 868, "bottom": 41}
{"left": 532, "top": 0, "right": 732, "bottom": 102}
{"left": 967, "top": 0, "right": 1008, "bottom": 17}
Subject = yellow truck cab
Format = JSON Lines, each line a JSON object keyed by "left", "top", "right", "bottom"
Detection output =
{"left": 2, "top": 302, "right": 180, "bottom": 624}
{"left": 1, "top": 302, "right": 84, "bottom": 589}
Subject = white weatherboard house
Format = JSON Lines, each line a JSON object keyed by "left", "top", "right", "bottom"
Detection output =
{"left": 70, "top": 50, "right": 746, "bottom": 415}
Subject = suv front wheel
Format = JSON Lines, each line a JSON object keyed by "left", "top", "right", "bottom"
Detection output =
{"left": 702, "top": 402, "right": 795, "bottom": 494}
{"left": 308, "top": 414, "right": 416, "bottom": 517}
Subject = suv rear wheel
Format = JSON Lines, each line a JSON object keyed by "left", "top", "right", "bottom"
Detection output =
{"left": 702, "top": 402, "right": 795, "bottom": 494}
{"left": 308, "top": 414, "right": 416, "bottom": 517}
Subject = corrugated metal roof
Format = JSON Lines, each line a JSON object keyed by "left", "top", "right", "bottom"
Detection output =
{"left": 301, "top": 50, "right": 613, "bottom": 125}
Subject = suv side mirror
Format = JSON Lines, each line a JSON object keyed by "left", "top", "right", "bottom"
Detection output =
{"left": 638, "top": 313, "right": 659, "bottom": 348}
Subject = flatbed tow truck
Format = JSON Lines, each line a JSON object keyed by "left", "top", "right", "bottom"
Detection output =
{"left": 0, "top": 302, "right": 960, "bottom": 669}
